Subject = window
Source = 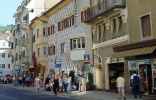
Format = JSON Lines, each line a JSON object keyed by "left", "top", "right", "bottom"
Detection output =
{"left": 51, "top": 25, "right": 55, "bottom": 35}
{"left": 8, "top": 64, "right": 10, "bottom": 69}
{"left": 140, "top": 14, "right": 151, "bottom": 38}
{"left": 48, "top": 46, "right": 55, "bottom": 55}
{"left": 43, "top": 28, "right": 47, "bottom": 36}
{"left": 69, "top": 15, "right": 74, "bottom": 27}
{"left": 37, "top": 29, "right": 40, "bottom": 38}
{"left": 2, "top": 53, "right": 5, "bottom": 58}
{"left": 8, "top": 53, "right": 11, "bottom": 58}
{"left": 43, "top": 47, "right": 47, "bottom": 56}
{"left": 71, "top": 38, "right": 85, "bottom": 50}
{"left": 61, "top": 43, "right": 65, "bottom": 54}
{"left": 2, "top": 64, "right": 5, "bottom": 69}
{"left": 111, "top": 16, "right": 124, "bottom": 39}
{"left": 38, "top": 48, "right": 40, "bottom": 56}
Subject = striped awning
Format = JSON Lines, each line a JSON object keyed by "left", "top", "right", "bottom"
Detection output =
{"left": 112, "top": 46, "right": 156, "bottom": 58}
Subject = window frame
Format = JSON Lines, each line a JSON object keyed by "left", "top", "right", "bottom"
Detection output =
{"left": 71, "top": 38, "right": 85, "bottom": 50}
{"left": 61, "top": 43, "right": 65, "bottom": 54}
{"left": 43, "top": 47, "right": 47, "bottom": 56}
{"left": 139, "top": 12, "right": 153, "bottom": 40}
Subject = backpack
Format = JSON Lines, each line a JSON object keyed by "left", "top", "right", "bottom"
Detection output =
{"left": 133, "top": 75, "right": 140, "bottom": 85}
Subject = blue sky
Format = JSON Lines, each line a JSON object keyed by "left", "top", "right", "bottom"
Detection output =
{"left": 0, "top": 0, "right": 22, "bottom": 26}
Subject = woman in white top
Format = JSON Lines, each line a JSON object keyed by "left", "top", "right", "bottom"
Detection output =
{"left": 116, "top": 73, "right": 126, "bottom": 100}
{"left": 34, "top": 76, "right": 40, "bottom": 93}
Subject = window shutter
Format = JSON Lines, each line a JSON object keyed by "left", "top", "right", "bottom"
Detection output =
{"left": 53, "top": 25, "right": 55, "bottom": 34}
{"left": 48, "top": 47, "right": 50, "bottom": 55}
{"left": 58, "top": 22, "right": 60, "bottom": 31}
{"left": 48, "top": 27, "right": 50, "bottom": 35}
{"left": 72, "top": 15, "right": 74, "bottom": 26}
{"left": 81, "top": 11, "right": 84, "bottom": 22}
{"left": 70, "top": 39, "right": 72, "bottom": 50}
{"left": 53, "top": 46, "right": 55, "bottom": 54}
{"left": 66, "top": 18, "right": 69, "bottom": 28}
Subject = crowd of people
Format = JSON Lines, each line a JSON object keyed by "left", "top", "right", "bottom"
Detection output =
{"left": 35, "top": 74, "right": 87, "bottom": 96}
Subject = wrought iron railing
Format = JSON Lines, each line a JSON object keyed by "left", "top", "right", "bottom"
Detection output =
{"left": 85, "top": 0, "right": 126, "bottom": 22}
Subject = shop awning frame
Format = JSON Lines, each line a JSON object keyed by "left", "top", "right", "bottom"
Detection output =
{"left": 112, "top": 46, "right": 156, "bottom": 58}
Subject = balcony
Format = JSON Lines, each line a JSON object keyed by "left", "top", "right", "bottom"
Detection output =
{"left": 85, "top": 0, "right": 126, "bottom": 22}
{"left": 21, "top": 56, "right": 29, "bottom": 64}
{"left": 20, "top": 38, "right": 29, "bottom": 47}
{"left": 21, "top": 21, "right": 29, "bottom": 30}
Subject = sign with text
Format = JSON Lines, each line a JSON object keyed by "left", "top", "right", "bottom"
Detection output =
{"left": 55, "top": 59, "right": 61, "bottom": 68}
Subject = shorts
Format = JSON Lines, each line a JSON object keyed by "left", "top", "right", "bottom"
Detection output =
{"left": 118, "top": 87, "right": 125, "bottom": 92}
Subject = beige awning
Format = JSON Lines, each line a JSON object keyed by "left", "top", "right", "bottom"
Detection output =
{"left": 112, "top": 46, "right": 156, "bottom": 58}
{"left": 27, "top": 65, "right": 34, "bottom": 70}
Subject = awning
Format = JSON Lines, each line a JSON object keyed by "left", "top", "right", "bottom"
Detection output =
{"left": 82, "top": 64, "right": 90, "bottom": 72}
{"left": 27, "top": 65, "right": 34, "bottom": 70}
{"left": 112, "top": 46, "right": 156, "bottom": 58}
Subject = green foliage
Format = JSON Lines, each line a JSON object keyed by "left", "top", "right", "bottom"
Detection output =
{"left": 87, "top": 72, "right": 95, "bottom": 90}
{"left": 0, "top": 25, "right": 13, "bottom": 35}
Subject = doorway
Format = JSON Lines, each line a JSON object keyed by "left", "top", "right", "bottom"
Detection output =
{"left": 96, "top": 65, "right": 103, "bottom": 90}
{"left": 108, "top": 63, "right": 124, "bottom": 92}
{"left": 139, "top": 64, "right": 152, "bottom": 95}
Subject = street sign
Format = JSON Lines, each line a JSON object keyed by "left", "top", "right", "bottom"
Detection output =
{"left": 55, "top": 59, "right": 61, "bottom": 68}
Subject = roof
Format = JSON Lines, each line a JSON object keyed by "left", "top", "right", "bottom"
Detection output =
{"left": 0, "top": 34, "right": 13, "bottom": 40}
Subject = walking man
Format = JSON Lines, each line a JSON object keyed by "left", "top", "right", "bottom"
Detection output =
{"left": 116, "top": 73, "right": 126, "bottom": 100}
{"left": 130, "top": 71, "right": 141, "bottom": 99}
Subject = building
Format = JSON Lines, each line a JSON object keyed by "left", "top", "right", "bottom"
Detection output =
{"left": 84, "top": 0, "right": 127, "bottom": 90}
{"left": 0, "top": 34, "right": 13, "bottom": 76}
{"left": 34, "top": 0, "right": 93, "bottom": 78}
{"left": 112, "top": 0, "right": 156, "bottom": 94}
{"left": 11, "top": 0, "right": 49, "bottom": 77}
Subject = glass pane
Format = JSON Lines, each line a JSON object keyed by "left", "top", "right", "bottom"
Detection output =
{"left": 77, "top": 39, "right": 81, "bottom": 48}
{"left": 82, "top": 38, "right": 85, "bottom": 48}
{"left": 73, "top": 40, "right": 76, "bottom": 49}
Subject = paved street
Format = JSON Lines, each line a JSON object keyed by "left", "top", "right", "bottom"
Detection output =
{"left": 1, "top": 84, "right": 156, "bottom": 100}
{"left": 0, "top": 85, "right": 80, "bottom": 100}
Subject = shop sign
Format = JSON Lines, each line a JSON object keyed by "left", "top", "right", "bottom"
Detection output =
{"left": 128, "top": 61, "right": 138, "bottom": 70}
{"left": 138, "top": 59, "right": 150, "bottom": 64}
{"left": 84, "top": 55, "right": 90, "bottom": 61}
{"left": 55, "top": 59, "right": 61, "bottom": 68}
{"left": 21, "top": 66, "right": 25, "bottom": 68}
{"left": 14, "top": 66, "right": 19, "bottom": 72}
{"left": 0, "top": 68, "right": 3, "bottom": 74}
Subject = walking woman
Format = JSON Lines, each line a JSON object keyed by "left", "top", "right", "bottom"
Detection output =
{"left": 53, "top": 77, "right": 59, "bottom": 96}
{"left": 34, "top": 76, "right": 40, "bottom": 93}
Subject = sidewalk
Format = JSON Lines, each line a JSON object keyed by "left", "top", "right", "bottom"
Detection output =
{"left": 2, "top": 84, "right": 156, "bottom": 100}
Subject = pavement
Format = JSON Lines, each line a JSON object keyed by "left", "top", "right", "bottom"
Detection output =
{"left": 1, "top": 84, "right": 156, "bottom": 100}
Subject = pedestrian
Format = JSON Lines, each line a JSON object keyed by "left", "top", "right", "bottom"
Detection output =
{"left": 22, "top": 76, "right": 26, "bottom": 87}
{"left": 53, "top": 77, "right": 59, "bottom": 96}
{"left": 18, "top": 76, "right": 22, "bottom": 85}
{"left": 78, "top": 75, "right": 82, "bottom": 92}
{"left": 63, "top": 75, "right": 68, "bottom": 93}
{"left": 130, "top": 71, "right": 141, "bottom": 99}
{"left": 45, "top": 76, "right": 51, "bottom": 85}
{"left": 67, "top": 75, "right": 72, "bottom": 94}
{"left": 58, "top": 75, "right": 63, "bottom": 93}
{"left": 116, "top": 73, "right": 126, "bottom": 100}
{"left": 25, "top": 76, "right": 30, "bottom": 87}
{"left": 81, "top": 75, "right": 86, "bottom": 93}
{"left": 34, "top": 76, "right": 40, "bottom": 93}
{"left": 74, "top": 74, "right": 80, "bottom": 90}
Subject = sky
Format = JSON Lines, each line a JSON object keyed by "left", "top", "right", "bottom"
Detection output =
{"left": 0, "top": 0, "right": 22, "bottom": 26}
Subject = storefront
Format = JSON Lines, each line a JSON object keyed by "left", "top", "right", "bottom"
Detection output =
{"left": 108, "top": 62, "right": 124, "bottom": 92}
{"left": 128, "top": 59, "right": 156, "bottom": 95}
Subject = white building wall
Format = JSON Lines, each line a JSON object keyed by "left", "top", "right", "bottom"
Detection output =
{"left": 0, "top": 38, "right": 12, "bottom": 76}
{"left": 47, "top": 0, "right": 92, "bottom": 75}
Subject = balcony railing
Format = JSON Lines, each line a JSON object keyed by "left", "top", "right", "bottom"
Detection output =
{"left": 85, "top": 0, "right": 126, "bottom": 22}
{"left": 21, "top": 21, "right": 29, "bottom": 29}
{"left": 20, "top": 38, "right": 29, "bottom": 47}
{"left": 21, "top": 56, "right": 29, "bottom": 64}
